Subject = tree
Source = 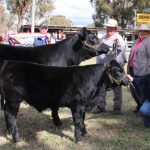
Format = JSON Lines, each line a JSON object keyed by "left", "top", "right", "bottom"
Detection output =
{"left": 111, "top": 0, "right": 133, "bottom": 28}
{"left": 25, "top": 0, "right": 55, "bottom": 24}
{"left": 46, "top": 15, "right": 73, "bottom": 26}
{"left": 131, "top": 0, "right": 150, "bottom": 11}
{"left": 90, "top": 0, "right": 112, "bottom": 27}
{"left": 91, "top": 0, "right": 150, "bottom": 29}
{"left": 5, "top": 0, "right": 32, "bottom": 32}
{"left": 0, "top": 2, "right": 15, "bottom": 34}
{"left": 4, "top": 0, "right": 54, "bottom": 32}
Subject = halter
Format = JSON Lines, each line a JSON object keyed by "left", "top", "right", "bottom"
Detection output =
{"left": 82, "top": 41, "right": 101, "bottom": 51}
{"left": 106, "top": 71, "right": 128, "bottom": 85}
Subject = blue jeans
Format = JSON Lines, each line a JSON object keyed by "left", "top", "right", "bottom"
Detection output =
{"left": 140, "top": 100, "right": 150, "bottom": 127}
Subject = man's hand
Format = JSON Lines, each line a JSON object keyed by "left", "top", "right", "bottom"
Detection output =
{"left": 127, "top": 74, "right": 133, "bottom": 82}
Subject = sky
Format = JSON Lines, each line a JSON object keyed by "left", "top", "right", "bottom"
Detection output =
{"left": 52, "top": 0, "right": 95, "bottom": 26}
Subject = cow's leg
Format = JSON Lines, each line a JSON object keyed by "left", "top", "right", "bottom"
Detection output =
{"left": 4, "top": 102, "right": 21, "bottom": 143}
{"left": 51, "top": 107, "right": 62, "bottom": 126}
{"left": 71, "top": 105, "right": 83, "bottom": 142}
{"left": 4, "top": 104, "right": 11, "bottom": 133}
{"left": 81, "top": 110, "right": 87, "bottom": 136}
{"left": 78, "top": 105, "right": 87, "bottom": 136}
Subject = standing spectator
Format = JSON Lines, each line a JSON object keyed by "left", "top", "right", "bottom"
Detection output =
{"left": 33, "top": 24, "right": 51, "bottom": 46}
{"left": 57, "top": 30, "right": 66, "bottom": 41}
{"left": 51, "top": 32, "right": 57, "bottom": 44}
{"left": 127, "top": 23, "right": 150, "bottom": 113}
{"left": 0, "top": 35, "right": 7, "bottom": 44}
{"left": 92, "top": 19, "right": 126, "bottom": 114}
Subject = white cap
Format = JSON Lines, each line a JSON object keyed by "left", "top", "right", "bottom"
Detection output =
{"left": 103, "top": 19, "right": 118, "bottom": 27}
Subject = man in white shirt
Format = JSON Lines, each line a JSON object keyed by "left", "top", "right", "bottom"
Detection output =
{"left": 92, "top": 19, "right": 126, "bottom": 114}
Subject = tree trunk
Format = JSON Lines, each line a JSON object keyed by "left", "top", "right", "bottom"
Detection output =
{"left": 17, "top": 14, "right": 25, "bottom": 32}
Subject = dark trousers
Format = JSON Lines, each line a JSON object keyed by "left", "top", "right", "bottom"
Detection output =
{"left": 92, "top": 83, "right": 122, "bottom": 110}
{"left": 129, "top": 67, "right": 144, "bottom": 109}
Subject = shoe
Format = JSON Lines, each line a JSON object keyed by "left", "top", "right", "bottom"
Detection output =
{"left": 92, "top": 105, "right": 105, "bottom": 114}
{"left": 113, "top": 108, "right": 121, "bottom": 115}
{"left": 132, "top": 108, "right": 138, "bottom": 113}
{"left": 132, "top": 106, "right": 140, "bottom": 113}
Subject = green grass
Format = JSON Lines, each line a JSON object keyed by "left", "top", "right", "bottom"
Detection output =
{"left": 0, "top": 56, "right": 150, "bottom": 150}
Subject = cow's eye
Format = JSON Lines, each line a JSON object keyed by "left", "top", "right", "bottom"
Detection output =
{"left": 92, "top": 36, "right": 95, "bottom": 40}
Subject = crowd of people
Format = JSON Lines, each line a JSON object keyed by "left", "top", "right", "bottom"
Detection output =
{"left": 0, "top": 24, "right": 66, "bottom": 46}
{"left": 33, "top": 24, "right": 66, "bottom": 46}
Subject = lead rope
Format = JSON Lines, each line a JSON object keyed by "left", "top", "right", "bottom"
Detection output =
{"left": 112, "top": 43, "right": 118, "bottom": 58}
{"left": 106, "top": 71, "right": 128, "bottom": 85}
{"left": 127, "top": 82, "right": 143, "bottom": 104}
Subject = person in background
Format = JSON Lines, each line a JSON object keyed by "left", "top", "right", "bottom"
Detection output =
{"left": 57, "top": 30, "right": 66, "bottom": 41}
{"left": 127, "top": 24, "right": 150, "bottom": 117}
{"left": 51, "top": 32, "right": 57, "bottom": 44}
{"left": 33, "top": 24, "right": 51, "bottom": 46}
{"left": 92, "top": 19, "right": 126, "bottom": 115}
{"left": 0, "top": 35, "right": 7, "bottom": 44}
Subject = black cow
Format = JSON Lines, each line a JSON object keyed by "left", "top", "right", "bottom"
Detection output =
{"left": 0, "top": 28, "right": 109, "bottom": 126}
{"left": 0, "top": 60, "right": 130, "bottom": 143}
{"left": 0, "top": 27, "right": 109, "bottom": 67}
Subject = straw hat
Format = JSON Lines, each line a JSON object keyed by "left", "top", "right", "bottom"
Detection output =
{"left": 103, "top": 19, "right": 118, "bottom": 28}
{"left": 136, "top": 24, "right": 150, "bottom": 31}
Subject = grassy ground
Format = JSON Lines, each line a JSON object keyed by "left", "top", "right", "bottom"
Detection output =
{"left": 0, "top": 55, "right": 149, "bottom": 150}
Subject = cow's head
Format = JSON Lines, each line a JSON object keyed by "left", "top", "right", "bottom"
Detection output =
{"left": 78, "top": 27, "right": 110, "bottom": 56}
{"left": 106, "top": 60, "right": 131, "bottom": 86}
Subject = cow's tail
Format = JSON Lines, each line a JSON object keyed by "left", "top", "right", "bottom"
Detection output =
{"left": 0, "top": 94, "right": 4, "bottom": 110}
{"left": 0, "top": 60, "right": 6, "bottom": 110}
{"left": 0, "top": 86, "right": 4, "bottom": 110}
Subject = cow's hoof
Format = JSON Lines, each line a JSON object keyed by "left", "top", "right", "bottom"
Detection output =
{"left": 6, "top": 129, "right": 11, "bottom": 135}
{"left": 14, "top": 137, "right": 21, "bottom": 143}
{"left": 82, "top": 130, "right": 87, "bottom": 136}
{"left": 75, "top": 138, "right": 82, "bottom": 143}
{"left": 53, "top": 120, "right": 63, "bottom": 127}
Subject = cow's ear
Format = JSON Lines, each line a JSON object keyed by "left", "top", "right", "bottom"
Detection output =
{"left": 78, "top": 27, "right": 87, "bottom": 37}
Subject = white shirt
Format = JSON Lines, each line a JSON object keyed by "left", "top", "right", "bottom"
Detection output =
{"left": 96, "top": 32, "right": 126, "bottom": 65}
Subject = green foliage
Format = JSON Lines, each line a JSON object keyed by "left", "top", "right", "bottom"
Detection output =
{"left": 4, "top": 0, "right": 55, "bottom": 31}
{"left": 131, "top": 0, "right": 150, "bottom": 11}
{"left": 5, "top": 0, "right": 32, "bottom": 14}
{"left": 0, "top": 3, "right": 15, "bottom": 34}
{"left": 47, "top": 15, "right": 73, "bottom": 26}
{"left": 34, "top": 0, "right": 55, "bottom": 24}
{"left": 91, "top": 0, "right": 150, "bottom": 29}
{"left": 5, "top": 0, "right": 32, "bottom": 31}
{"left": 91, "top": 0, "right": 112, "bottom": 27}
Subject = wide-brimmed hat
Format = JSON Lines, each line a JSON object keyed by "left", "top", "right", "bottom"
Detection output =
{"left": 103, "top": 19, "right": 118, "bottom": 28}
{"left": 39, "top": 24, "right": 48, "bottom": 29}
{"left": 136, "top": 24, "right": 150, "bottom": 31}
